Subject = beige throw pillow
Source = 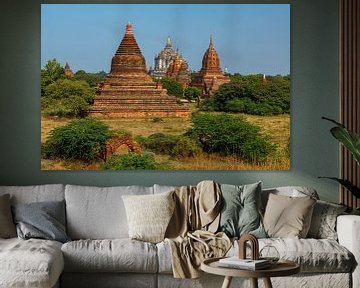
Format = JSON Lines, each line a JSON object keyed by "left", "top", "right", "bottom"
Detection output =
{"left": 263, "top": 193, "right": 316, "bottom": 238}
{"left": 0, "top": 194, "right": 17, "bottom": 238}
{"left": 122, "top": 191, "right": 175, "bottom": 243}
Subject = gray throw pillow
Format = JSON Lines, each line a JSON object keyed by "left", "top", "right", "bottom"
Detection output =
{"left": 307, "top": 200, "right": 347, "bottom": 240}
{"left": 0, "top": 194, "right": 17, "bottom": 238}
{"left": 12, "top": 200, "right": 70, "bottom": 243}
{"left": 218, "top": 182, "right": 266, "bottom": 238}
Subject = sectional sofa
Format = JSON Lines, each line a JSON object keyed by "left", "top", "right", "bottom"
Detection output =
{"left": 0, "top": 183, "right": 359, "bottom": 288}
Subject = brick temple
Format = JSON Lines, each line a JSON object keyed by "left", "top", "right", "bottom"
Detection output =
{"left": 166, "top": 53, "right": 191, "bottom": 87}
{"left": 191, "top": 36, "right": 230, "bottom": 97}
{"left": 91, "top": 23, "right": 188, "bottom": 117}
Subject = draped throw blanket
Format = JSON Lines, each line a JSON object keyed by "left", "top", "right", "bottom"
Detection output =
{"left": 165, "top": 181, "right": 231, "bottom": 278}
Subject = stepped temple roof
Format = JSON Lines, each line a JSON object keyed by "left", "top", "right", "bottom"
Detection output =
{"left": 91, "top": 23, "right": 189, "bottom": 117}
{"left": 110, "top": 22, "right": 147, "bottom": 75}
{"left": 166, "top": 54, "right": 191, "bottom": 87}
{"left": 191, "top": 35, "right": 230, "bottom": 97}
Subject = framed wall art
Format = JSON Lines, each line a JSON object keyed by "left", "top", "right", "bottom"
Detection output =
{"left": 41, "top": 4, "right": 290, "bottom": 170}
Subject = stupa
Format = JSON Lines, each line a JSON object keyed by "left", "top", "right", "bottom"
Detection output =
{"left": 166, "top": 53, "right": 191, "bottom": 87}
{"left": 64, "top": 62, "right": 73, "bottom": 77}
{"left": 191, "top": 35, "right": 230, "bottom": 97}
{"left": 91, "top": 23, "right": 188, "bottom": 117}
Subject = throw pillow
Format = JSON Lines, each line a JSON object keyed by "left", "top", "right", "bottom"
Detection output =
{"left": 263, "top": 193, "right": 316, "bottom": 238}
{"left": 307, "top": 200, "right": 347, "bottom": 240}
{"left": 122, "top": 190, "right": 175, "bottom": 243}
{"left": 0, "top": 194, "right": 17, "bottom": 238}
{"left": 218, "top": 182, "right": 266, "bottom": 238}
{"left": 12, "top": 200, "right": 70, "bottom": 243}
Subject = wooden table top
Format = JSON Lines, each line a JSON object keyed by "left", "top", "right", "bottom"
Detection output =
{"left": 201, "top": 257, "right": 300, "bottom": 278}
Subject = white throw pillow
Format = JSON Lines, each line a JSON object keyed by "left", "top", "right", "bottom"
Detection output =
{"left": 122, "top": 191, "right": 175, "bottom": 243}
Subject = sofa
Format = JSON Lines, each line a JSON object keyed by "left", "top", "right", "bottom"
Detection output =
{"left": 0, "top": 183, "right": 359, "bottom": 288}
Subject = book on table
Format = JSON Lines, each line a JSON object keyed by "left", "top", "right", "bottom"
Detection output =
{"left": 218, "top": 257, "right": 271, "bottom": 270}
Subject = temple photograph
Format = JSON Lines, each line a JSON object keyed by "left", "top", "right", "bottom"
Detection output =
{"left": 40, "top": 4, "right": 290, "bottom": 170}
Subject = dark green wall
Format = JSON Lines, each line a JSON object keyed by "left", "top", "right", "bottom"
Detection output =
{"left": 0, "top": 0, "right": 340, "bottom": 202}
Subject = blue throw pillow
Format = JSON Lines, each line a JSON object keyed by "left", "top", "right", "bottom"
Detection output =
{"left": 12, "top": 200, "right": 70, "bottom": 243}
{"left": 218, "top": 182, "right": 266, "bottom": 238}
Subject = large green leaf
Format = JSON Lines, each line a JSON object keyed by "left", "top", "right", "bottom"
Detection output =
{"left": 322, "top": 117, "right": 360, "bottom": 165}
{"left": 319, "top": 177, "right": 360, "bottom": 199}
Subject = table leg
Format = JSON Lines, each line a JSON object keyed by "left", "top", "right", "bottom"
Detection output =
{"left": 221, "top": 276, "right": 233, "bottom": 288}
{"left": 263, "top": 277, "right": 273, "bottom": 288}
{"left": 251, "top": 278, "right": 258, "bottom": 288}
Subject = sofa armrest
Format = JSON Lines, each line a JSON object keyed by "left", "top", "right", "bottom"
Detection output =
{"left": 337, "top": 215, "right": 360, "bottom": 288}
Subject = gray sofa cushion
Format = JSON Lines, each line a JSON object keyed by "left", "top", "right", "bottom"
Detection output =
{"left": 157, "top": 237, "right": 353, "bottom": 274}
{"left": 12, "top": 200, "right": 70, "bottom": 243}
{"left": 61, "top": 239, "right": 158, "bottom": 273}
{"left": 61, "top": 273, "right": 157, "bottom": 288}
{"left": 0, "top": 184, "right": 65, "bottom": 204}
{"left": 0, "top": 238, "right": 64, "bottom": 288}
{"left": 228, "top": 238, "right": 353, "bottom": 273}
{"left": 65, "top": 185, "right": 153, "bottom": 239}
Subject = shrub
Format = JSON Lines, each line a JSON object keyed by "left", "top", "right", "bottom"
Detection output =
{"left": 42, "top": 118, "right": 111, "bottom": 160}
{"left": 137, "top": 133, "right": 201, "bottom": 158}
{"left": 103, "top": 152, "right": 166, "bottom": 170}
{"left": 184, "top": 87, "right": 201, "bottom": 101}
{"left": 138, "top": 133, "right": 178, "bottom": 155}
{"left": 199, "top": 99, "right": 217, "bottom": 111}
{"left": 160, "top": 77, "right": 184, "bottom": 98}
{"left": 187, "top": 113, "right": 275, "bottom": 162}
{"left": 172, "top": 136, "right": 201, "bottom": 158}
{"left": 42, "top": 78, "right": 95, "bottom": 117}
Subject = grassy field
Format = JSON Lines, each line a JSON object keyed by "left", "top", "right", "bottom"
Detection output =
{"left": 41, "top": 110, "right": 290, "bottom": 170}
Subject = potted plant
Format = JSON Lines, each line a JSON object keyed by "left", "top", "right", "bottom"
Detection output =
{"left": 320, "top": 117, "right": 360, "bottom": 215}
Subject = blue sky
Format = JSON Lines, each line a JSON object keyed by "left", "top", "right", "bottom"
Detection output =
{"left": 41, "top": 4, "right": 290, "bottom": 75}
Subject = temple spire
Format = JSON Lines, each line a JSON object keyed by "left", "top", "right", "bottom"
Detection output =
{"left": 125, "top": 22, "right": 133, "bottom": 35}
{"left": 166, "top": 36, "right": 171, "bottom": 46}
{"left": 209, "top": 35, "right": 214, "bottom": 48}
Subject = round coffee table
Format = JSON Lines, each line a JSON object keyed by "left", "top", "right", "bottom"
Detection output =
{"left": 201, "top": 257, "right": 300, "bottom": 288}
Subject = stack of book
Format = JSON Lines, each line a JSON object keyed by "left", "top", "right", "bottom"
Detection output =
{"left": 218, "top": 257, "right": 271, "bottom": 270}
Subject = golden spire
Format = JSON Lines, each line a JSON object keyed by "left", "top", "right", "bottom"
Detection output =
{"left": 209, "top": 35, "right": 214, "bottom": 48}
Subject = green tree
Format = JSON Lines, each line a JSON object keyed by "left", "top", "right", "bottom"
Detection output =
{"left": 161, "top": 77, "right": 184, "bottom": 98}
{"left": 184, "top": 87, "right": 201, "bottom": 101}
{"left": 42, "top": 79, "right": 95, "bottom": 117}
{"left": 74, "top": 70, "right": 107, "bottom": 87}
{"left": 42, "top": 118, "right": 111, "bottom": 161}
{"left": 187, "top": 113, "right": 275, "bottom": 162}
{"left": 41, "top": 59, "right": 65, "bottom": 96}
{"left": 203, "top": 74, "right": 290, "bottom": 116}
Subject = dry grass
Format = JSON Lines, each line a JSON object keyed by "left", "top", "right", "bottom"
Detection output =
{"left": 101, "top": 116, "right": 190, "bottom": 137}
{"left": 41, "top": 111, "right": 290, "bottom": 170}
{"left": 41, "top": 159, "right": 104, "bottom": 170}
{"left": 41, "top": 117, "right": 71, "bottom": 143}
